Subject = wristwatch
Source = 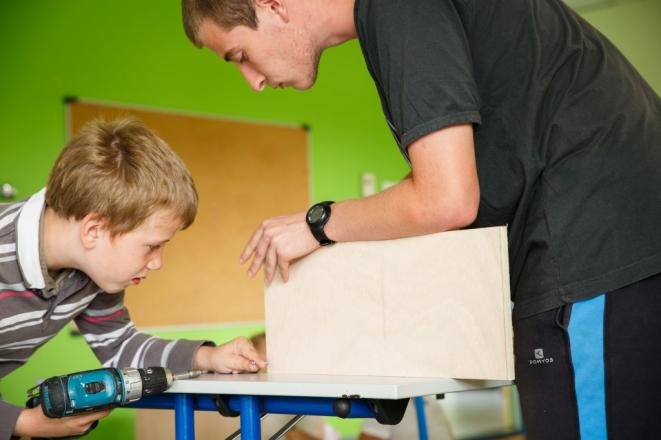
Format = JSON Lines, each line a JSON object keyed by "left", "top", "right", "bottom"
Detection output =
{"left": 306, "top": 201, "right": 335, "bottom": 246}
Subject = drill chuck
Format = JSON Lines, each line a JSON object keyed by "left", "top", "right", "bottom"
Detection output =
{"left": 137, "top": 366, "right": 172, "bottom": 396}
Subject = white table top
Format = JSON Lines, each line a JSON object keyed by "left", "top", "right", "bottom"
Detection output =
{"left": 167, "top": 373, "right": 510, "bottom": 399}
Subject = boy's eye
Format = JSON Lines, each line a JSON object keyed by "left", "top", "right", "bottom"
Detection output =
{"left": 147, "top": 244, "right": 161, "bottom": 251}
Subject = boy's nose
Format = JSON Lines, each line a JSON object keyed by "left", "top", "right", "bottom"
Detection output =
{"left": 147, "top": 252, "right": 163, "bottom": 271}
{"left": 239, "top": 64, "right": 266, "bottom": 92}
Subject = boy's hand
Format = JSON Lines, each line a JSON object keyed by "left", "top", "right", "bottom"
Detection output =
{"left": 13, "top": 406, "right": 110, "bottom": 437}
{"left": 194, "top": 336, "right": 267, "bottom": 374}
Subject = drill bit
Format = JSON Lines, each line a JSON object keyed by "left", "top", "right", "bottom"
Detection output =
{"left": 172, "top": 370, "right": 205, "bottom": 381}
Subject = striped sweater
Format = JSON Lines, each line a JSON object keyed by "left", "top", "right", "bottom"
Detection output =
{"left": 0, "top": 190, "right": 208, "bottom": 439}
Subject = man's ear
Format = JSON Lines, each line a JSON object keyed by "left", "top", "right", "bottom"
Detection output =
{"left": 80, "top": 213, "right": 107, "bottom": 250}
{"left": 255, "top": 0, "right": 289, "bottom": 23}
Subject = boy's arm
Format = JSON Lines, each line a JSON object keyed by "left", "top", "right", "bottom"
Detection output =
{"left": 75, "top": 291, "right": 212, "bottom": 373}
{"left": 1, "top": 400, "right": 23, "bottom": 440}
{"left": 12, "top": 407, "right": 109, "bottom": 438}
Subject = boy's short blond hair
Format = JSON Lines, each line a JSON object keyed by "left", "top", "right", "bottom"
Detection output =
{"left": 46, "top": 118, "right": 198, "bottom": 236}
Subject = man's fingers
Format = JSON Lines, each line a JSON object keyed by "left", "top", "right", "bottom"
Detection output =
{"left": 240, "top": 227, "right": 264, "bottom": 264}
{"left": 265, "top": 246, "right": 277, "bottom": 285}
{"left": 278, "top": 260, "right": 289, "bottom": 283}
{"left": 242, "top": 212, "right": 315, "bottom": 282}
{"left": 247, "top": 235, "right": 270, "bottom": 278}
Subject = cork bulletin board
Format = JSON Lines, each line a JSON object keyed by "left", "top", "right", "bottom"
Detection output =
{"left": 68, "top": 100, "right": 309, "bottom": 327}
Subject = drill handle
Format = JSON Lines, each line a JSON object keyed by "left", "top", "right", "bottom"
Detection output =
{"left": 24, "top": 395, "right": 100, "bottom": 439}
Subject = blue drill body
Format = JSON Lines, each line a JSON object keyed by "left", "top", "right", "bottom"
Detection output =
{"left": 41, "top": 368, "right": 125, "bottom": 417}
{"left": 33, "top": 367, "right": 172, "bottom": 418}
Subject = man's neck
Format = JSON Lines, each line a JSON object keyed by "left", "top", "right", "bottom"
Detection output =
{"left": 311, "top": 0, "right": 358, "bottom": 49}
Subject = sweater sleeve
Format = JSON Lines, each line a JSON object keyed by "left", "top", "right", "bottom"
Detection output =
{"left": 0, "top": 399, "right": 23, "bottom": 440}
{"left": 75, "top": 291, "right": 214, "bottom": 373}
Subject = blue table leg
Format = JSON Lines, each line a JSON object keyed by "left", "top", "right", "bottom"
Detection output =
{"left": 239, "top": 395, "right": 261, "bottom": 440}
{"left": 174, "top": 393, "right": 195, "bottom": 440}
{"left": 130, "top": 393, "right": 379, "bottom": 439}
{"left": 414, "top": 396, "right": 429, "bottom": 440}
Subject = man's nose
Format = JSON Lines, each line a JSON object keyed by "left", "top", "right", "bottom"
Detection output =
{"left": 239, "top": 64, "right": 266, "bottom": 91}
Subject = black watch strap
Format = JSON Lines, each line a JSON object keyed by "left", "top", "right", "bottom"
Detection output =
{"left": 306, "top": 201, "right": 335, "bottom": 246}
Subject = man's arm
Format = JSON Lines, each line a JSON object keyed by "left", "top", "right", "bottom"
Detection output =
{"left": 241, "top": 124, "right": 479, "bottom": 283}
{"left": 327, "top": 124, "right": 479, "bottom": 240}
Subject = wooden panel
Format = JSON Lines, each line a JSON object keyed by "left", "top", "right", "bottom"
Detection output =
{"left": 265, "top": 227, "right": 514, "bottom": 380}
{"left": 68, "top": 101, "right": 309, "bottom": 326}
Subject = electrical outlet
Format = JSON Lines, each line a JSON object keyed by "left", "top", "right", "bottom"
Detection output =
{"left": 361, "top": 173, "right": 377, "bottom": 197}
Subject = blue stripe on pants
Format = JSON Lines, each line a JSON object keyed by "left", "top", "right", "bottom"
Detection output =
{"left": 567, "top": 294, "right": 607, "bottom": 440}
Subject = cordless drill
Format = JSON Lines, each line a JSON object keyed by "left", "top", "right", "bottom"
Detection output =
{"left": 27, "top": 367, "right": 203, "bottom": 418}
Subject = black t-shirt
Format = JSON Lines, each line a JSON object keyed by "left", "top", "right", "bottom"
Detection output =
{"left": 354, "top": 0, "right": 661, "bottom": 319}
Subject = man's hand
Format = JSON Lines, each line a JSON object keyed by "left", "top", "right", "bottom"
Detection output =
{"left": 194, "top": 337, "right": 267, "bottom": 374}
{"left": 13, "top": 407, "right": 110, "bottom": 438}
{"left": 240, "top": 212, "right": 320, "bottom": 285}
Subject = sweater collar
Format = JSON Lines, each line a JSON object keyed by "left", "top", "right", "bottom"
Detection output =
{"left": 16, "top": 188, "right": 47, "bottom": 290}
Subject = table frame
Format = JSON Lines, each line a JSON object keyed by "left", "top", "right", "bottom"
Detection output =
{"left": 128, "top": 374, "right": 509, "bottom": 440}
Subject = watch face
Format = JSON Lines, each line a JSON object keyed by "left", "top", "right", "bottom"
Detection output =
{"left": 308, "top": 205, "right": 325, "bottom": 223}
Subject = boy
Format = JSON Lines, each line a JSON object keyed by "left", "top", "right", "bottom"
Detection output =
{"left": 0, "top": 118, "right": 266, "bottom": 439}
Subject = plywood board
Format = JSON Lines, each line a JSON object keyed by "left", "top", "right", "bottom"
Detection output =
{"left": 265, "top": 226, "right": 514, "bottom": 380}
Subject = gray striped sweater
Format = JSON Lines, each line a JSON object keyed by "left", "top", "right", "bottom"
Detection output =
{"left": 0, "top": 190, "right": 209, "bottom": 439}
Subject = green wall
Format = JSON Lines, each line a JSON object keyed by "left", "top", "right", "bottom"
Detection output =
{"left": 0, "top": 0, "right": 407, "bottom": 204}
{"left": 1, "top": 0, "right": 658, "bottom": 202}
{"left": 0, "top": 0, "right": 659, "bottom": 438}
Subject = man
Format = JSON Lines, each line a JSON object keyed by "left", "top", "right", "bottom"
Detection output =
{"left": 182, "top": 0, "right": 661, "bottom": 438}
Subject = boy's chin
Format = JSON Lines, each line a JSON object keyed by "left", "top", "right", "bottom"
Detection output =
{"left": 94, "top": 281, "right": 126, "bottom": 294}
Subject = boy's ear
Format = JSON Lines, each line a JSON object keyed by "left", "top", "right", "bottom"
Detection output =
{"left": 80, "top": 213, "right": 107, "bottom": 249}
{"left": 255, "top": 0, "right": 289, "bottom": 23}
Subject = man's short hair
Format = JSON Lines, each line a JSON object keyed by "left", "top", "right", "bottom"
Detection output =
{"left": 182, "top": 0, "right": 258, "bottom": 48}
{"left": 46, "top": 118, "right": 198, "bottom": 237}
